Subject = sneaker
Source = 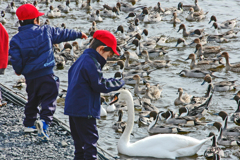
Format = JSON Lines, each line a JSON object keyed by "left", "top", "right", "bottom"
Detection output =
{"left": 35, "top": 120, "right": 49, "bottom": 142}
{"left": 24, "top": 126, "right": 37, "bottom": 133}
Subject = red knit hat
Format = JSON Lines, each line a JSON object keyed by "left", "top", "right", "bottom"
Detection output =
{"left": 16, "top": 4, "right": 44, "bottom": 20}
{"left": 93, "top": 30, "right": 119, "bottom": 56}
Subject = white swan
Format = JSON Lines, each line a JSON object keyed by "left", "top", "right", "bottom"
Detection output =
{"left": 110, "top": 89, "right": 212, "bottom": 159}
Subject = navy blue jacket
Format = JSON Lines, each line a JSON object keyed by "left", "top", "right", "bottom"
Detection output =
{"left": 9, "top": 24, "right": 82, "bottom": 80}
{"left": 64, "top": 48, "right": 125, "bottom": 119}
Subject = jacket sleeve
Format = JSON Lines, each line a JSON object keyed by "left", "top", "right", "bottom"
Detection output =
{"left": 49, "top": 26, "right": 82, "bottom": 44}
{"left": 83, "top": 62, "right": 125, "bottom": 93}
{"left": 9, "top": 37, "right": 23, "bottom": 75}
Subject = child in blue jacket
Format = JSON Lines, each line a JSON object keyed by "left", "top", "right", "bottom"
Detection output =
{"left": 64, "top": 30, "right": 125, "bottom": 160}
{"left": 9, "top": 4, "right": 87, "bottom": 142}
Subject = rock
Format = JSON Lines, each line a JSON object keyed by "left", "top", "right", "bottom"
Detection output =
{"left": 61, "top": 140, "right": 68, "bottom": 147}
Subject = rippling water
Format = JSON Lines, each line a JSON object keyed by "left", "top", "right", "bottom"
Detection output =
{"left": 1, "top": 0, "right": 240, "bottom": 159}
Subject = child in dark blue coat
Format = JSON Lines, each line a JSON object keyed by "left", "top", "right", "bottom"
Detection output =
{"left": 64, "top": 30, "right": 125, "bottom": 160}
{"left": 9, "top": 4, "right": 87, "bottom": 142}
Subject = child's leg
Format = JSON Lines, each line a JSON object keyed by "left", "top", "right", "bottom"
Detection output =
{"left": 24, "top": 79, "right": 41, "bottom": 127}
{"left": 70, "top": 116, "right": 99, "bottom": 160}
{"left": 69, "top": 116, "right": 84, "bottom": 159}
{"left": 38, "top": 74, "right": 59, "bottom": 125}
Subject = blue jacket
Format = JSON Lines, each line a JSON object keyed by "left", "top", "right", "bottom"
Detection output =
{"left": 9, "top": 24, "right": 82, "bottom": 80}
{"left": 64, "top": 48, "right": 125, "bottom": 119}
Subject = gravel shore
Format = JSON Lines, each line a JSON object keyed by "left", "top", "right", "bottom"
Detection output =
{"left": 0, "top": 101, "right": 75, "bottom": 159}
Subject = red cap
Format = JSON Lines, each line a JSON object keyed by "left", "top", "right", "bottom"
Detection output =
{"left": 93, "top": 30, "right": 119, "bottom": 56}
{"left": 16, "top": 4, "right": 44, "bottom": 20}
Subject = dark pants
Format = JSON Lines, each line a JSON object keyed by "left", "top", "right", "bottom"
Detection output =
{"left": 69, "top": 116, "right": 98, "bottom": 160}
{"left": 24, "top": 74, "right": 59, "bottom": 127}
{"left": 0, "top": 88, "right": 2, "bottom": 100}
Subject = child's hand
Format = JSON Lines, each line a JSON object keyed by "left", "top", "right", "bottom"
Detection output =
{"left": 81, "top": 32, "right": 88, "bottom": 40}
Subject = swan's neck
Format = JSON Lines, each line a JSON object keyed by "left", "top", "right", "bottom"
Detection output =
{"left": 120, "top": 97, "right": 135, "bottom": 145}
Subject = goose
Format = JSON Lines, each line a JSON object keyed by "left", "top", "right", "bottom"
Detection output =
{"left": 47, "top": 6, "right": 61, "bottom": 18}
{"left": 174, "top": 88, "right": 192, "bottom": 105}
{"left": 100, "top": 97, "right": 107, "bottom": 117}
{"left": 133, "top": 75, "right": 146, "bottom": 95}
{"left": 185, "top": 53, "right": 223, "bottom": 70}
{"left": 179, "top": 69, "right": 215, "bottom": 78}
{"left": 88, "top": 10, "right": 103, "bottom": 22}
{"left": 211, "top": 122, "right": 240, "bottom": 146}
{"left": 194, "top": 43, "right": 221, "bottom": 57}
{"left": 204, "top": 132, "right": 224, "bottom": 158}
{"left": 201, "top": 74, "right": 237, "bottom": 92}
{"left": 218, "top": 52, "right": 240, "bottom": 72}
{"left": 141, "top": 50, "right": 171, "bottom": 68}
{"left": 212, "top": 22, "right": 238, "bottom": 38}
{"left": 143, "top": 83, "right": 162, "bottom": 101}
{"left": 112, "top": 109, "right": 126, "bottom": 133}
{"left": 142, "top": 9, "right": 161, "bottom": 23}
{"left": 186, "top": 8, "right": 207, "bottom": 21}
{"left": 213, "top": 111, "right": 240, "bottom": 137}
{"left": 148, "top": 111, "right": 188, "bottom": 134}
{"left": 163, "top": 110, "right": 202, "bottom": 126}
{"left": 109, "top": 89, "right": 212, "bottom": 159}
{"left": 230, "top": 95, "right": 240, "bottom": 124}
{"left": 209, "top": 15, "right": 237, "bottom": 29}
{"left": 58, "top": 0, "right": 70, "bottom": 13}
{"left": 170, "top": 12, "right": 181, "bottom": 24}
{"left": 0, "top": 11, "right": 7, "bottom": 23}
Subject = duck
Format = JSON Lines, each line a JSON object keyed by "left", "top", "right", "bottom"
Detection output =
{"left": 142, "top": 9, "right": 161, "bottom": 23}
{"left": 13, "top": 78, "right": 26, "bottom": 88}
{"left": 81, "top": 0, "right": 92, "bottom": 10}
{"left": 88, "top": 21, "right": 97, "bottom": 33}
{"left": 0, "top": 11, "right": 7, "bottom": 23}
{"left": 140, "top": 50, "right": 170, "bottom": 68}
{"left": 204, "top": 132, "right": 224, "bottom": 158}
{"left": 186, "top": 8, "right": 207, "bottom": 21}
{"left": 178, "top": 92, "right": 213, "bottom": 119}
{"left": 8, "top": 2, "right": 17, "bottom": 13}
{"left": 101, "top": 7, "right": 119, "bottom": 18}
{"left": 127, "top": 18, "right": 141, "bottom": 34}
{"left": 181, "top": 0, "right": 200, "bottom": 11}
{"left": 143, "top": 83, "right": 162, "bottom": 101}
{"left": 114, "top": 72, "right": 145, "bottom": 85}
{"left": 212, "top": 22, "right": 238, "bottom": 38}
{"left": 141, "top": 29, "right": 157, "bottom": 49}
{"left": 170, "top": 12, "right": 181, "bottom": 24}
{"left": 152, "top": 2, "right": 165, "bottom": 14}
{"left": 47, "top": 6, "right": 61, "bottom": 18}
{"left": 179, "top": 69, "right": 215, "bottom": 78}
{"left": 133, "top": 75, "right": 147, "bottom": 95}
{"left": 177, "top": 24, "right": 203, "bottom": 37}
{"left": 201, "top": 74, "right": 237, "bottom": 92}
{"left": 185, "top": 53, "right": 223, "bottom": 70}
{"left": 218, "top": 52, "right": 240, "bottom": 72}
{"left": 112, "top": 109, "right": 127, "bottom": 133}
{"left": 123, "top": 50, "right": 139, "bottom": 64}
{"left": 163, "top": 110, "right": 202, "bottom": 126}
{"left": 58, "top": 0, "right": 70, "bottom": 13}
{"left": 109, "top": 89, "right": 212, "bottom": 159}
{"left": 211, "top": 122, "right": 240, "bottom": 146}
{"left": 138, "top": 110, "right": 158, "bottom": 126}
{"left": 230, "top": 94, "right": 240, "bottom": 124}
{"left": 174, "top": 88, "right": 192, "bottom": 105}
{"left": 115, "top": 25, "right": 129, "bottom": 45}
{"left": 190, "top": 38, "right": 207, "bottom": 46}
{"left": 100, "top": 97, "right": 107, "bottom": 117}
{"left": 118, "top": 2, "right": 145, "bottom": 12}
{"left": 148, "top": 111, "right": 188, "bottom": 134}
{"left": 209, "top": 15, "right": 237, "bottom": 29}
{"left": 175, "top": 38, "right": 188, "bottom": 47}
{"left": 213, "top": 111, "right": 240, "bottom": 137}
{"left": 194, "top": 43, "right": 221, "bottom": 57}
{"left": 88, "top": 10, "right": 103, "bottom": 22}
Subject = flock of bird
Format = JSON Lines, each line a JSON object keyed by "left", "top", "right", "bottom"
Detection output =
{"left": 1, "top": 0, "right": 240, "bottom": 159}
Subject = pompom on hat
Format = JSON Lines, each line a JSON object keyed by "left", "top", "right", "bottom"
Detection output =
{"left": 93, "top": 30, "right": 119, "bottom": 56}
{"left": 16, "top": 4, "right": 44, "bottom": 20}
